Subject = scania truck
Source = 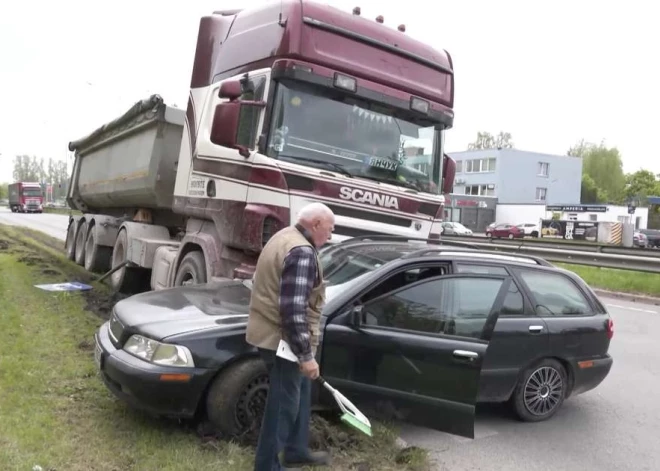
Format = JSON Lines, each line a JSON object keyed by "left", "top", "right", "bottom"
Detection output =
{"left": 65, "top": 1, "right": 457, "bottom": 294}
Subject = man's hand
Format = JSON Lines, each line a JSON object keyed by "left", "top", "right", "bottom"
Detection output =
{"left": 300, "top": 359, "right": 320, "bottom": 379}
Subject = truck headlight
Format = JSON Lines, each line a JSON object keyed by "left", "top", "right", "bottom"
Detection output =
{"left": 123, "top": 334, "right": 195, "bottom": 367}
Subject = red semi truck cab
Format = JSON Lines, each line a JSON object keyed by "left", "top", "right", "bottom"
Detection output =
{"left": 8, "top": 182, "right": 44, "bottom": 213}
{"left": 172, "top": 1, "right": 456, "bottom": 261}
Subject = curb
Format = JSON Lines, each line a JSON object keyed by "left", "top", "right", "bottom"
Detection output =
{"left": 593, "top": 289, "right": 660, "bottom": 306}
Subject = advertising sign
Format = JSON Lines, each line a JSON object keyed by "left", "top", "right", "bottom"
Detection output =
{"left": 540, "top": 219, "right": 599, "bottom": 241}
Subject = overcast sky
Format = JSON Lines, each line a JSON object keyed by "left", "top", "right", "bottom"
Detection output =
{"left": 1, "top": 0, "right": 658, "bottom": 183}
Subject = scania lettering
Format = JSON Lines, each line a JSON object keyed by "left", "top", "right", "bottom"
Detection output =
{"left": 64, "top": 1, "right": 457, "bottom": 295}
{"left": 339, "top": 187, "right": 399, "bottom": 210}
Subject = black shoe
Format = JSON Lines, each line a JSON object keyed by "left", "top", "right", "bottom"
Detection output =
{"left": 282, "top": 450, "right": 331, "bottom": 468}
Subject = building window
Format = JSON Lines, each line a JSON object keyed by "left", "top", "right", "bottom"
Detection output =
{"left": 535, "top": 187, "right": 547, "bottom": 202}
{"left": 538, "top": 162, "right": 549, "bottom": 177}
{"left": 455, "top": 160, "right": 463, "bottom": 173}
{"left": 465, "top": 184, "right": 495, "bottom": 197}
{"left": 589, "top": 214, "right": 598, "bottom": 221}
{"left": 466, "top": 158, "right": 496, "bottom": 173}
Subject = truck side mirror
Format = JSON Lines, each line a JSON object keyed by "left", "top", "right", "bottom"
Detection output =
{"left": 210, "top": 101, "right": 266, "bottom": 158}
{"left": 442, "top": 154, "right": 455, "bottom": 194}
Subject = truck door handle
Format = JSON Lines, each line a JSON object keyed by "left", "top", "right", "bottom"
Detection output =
{"left": 528, "top": 325, "right": 544, "bottom": 333}
{"left": 453, "top": 350, "right": 479, "bottom": 360}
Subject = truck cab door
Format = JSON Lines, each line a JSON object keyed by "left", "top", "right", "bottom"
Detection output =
{"left": 320, "top": 272, "right": 512, "bottom": 439}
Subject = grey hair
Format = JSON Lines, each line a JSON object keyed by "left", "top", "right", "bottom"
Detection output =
{"left": 296, "top": 202, "right": 334, "bottom": 224}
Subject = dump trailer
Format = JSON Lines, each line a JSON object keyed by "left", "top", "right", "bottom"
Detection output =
{"left": 65, "top": 0, "right": 457, "bottom": 294}
{"left": 8, "top": 182, "right": 44, "bottom": 213}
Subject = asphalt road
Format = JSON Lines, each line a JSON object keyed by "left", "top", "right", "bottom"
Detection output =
{"left": 399, "top": 297, "right": 660, "bottom": 471}
{"left": 0, "top": 207, "right": 69, "bottom": 241}
{"left": 1, "top": 210, "right": 658, "bottom": 470}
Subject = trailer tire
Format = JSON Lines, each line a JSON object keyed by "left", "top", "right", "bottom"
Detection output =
{"left": 74, "top": 221, "right": 88, "bottom": 266}
{"left": 65, "top": 221, "right": 77, "bottom": 261}
{"left": 174, "top": 251, "right": 207, "bottom": 287}
{"left": 110, "top": 229, "right": 148, "bottom": 294}
{"left": 84, "top": 227, "right": 112, "bottom": 273}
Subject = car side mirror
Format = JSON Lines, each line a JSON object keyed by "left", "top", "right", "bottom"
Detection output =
{"left": 350, "top": 305, "right": 364, "bottom": 326}
{"left": 210, "top": 82, "right": 266, "bottom": 158}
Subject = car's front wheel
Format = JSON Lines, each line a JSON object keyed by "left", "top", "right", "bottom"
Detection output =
{"left": 512, "top": 358, "right": 567, "bottom": 422}
{"left": 206, "top": 357, "right": 269, "bottom": 438}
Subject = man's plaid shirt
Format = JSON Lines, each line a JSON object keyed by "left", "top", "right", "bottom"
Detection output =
{"left": 279, "top": 224, "right": 320, "bottom": 363}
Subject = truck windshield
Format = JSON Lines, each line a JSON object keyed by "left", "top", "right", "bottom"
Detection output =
{"left": 23, "top": 189, "right": 42, "bottom": 197}
{"left": 266, "top": 80, "right": 441, "bottom": 193}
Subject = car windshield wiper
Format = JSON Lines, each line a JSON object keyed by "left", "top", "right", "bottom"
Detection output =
{"left": 280, "top": 155, "right": 353, "bottom": 178}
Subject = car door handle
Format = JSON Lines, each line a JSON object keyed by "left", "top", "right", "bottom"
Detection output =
{"left": 453, "top": 350, "right": 479, "bottom": 360}
{"left": 528, "top": 325, "right": 544, "bottom": 333}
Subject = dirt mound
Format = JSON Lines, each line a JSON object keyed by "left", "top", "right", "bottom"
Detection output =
{"left": 83, "top": 290, "right": 128, "bottom": 320}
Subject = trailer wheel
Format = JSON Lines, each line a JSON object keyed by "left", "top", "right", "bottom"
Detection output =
{"left": 110, "top": 229, "right": 148, "bottom": 294}
{"left": 74, "top": 221, "right": 88, "bottom": 266}
{"left": 84, "top": 226, "right": 112, "bottom": 273}
{"left": 174, "top": 251, "right": 207, "bottom": 287}
{"left": 65, "top": 221, "right": 77, "bottom": 261}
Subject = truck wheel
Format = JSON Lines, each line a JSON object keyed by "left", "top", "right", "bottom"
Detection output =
{"left": 74, "top": 221, "right": 88, "bottom": 266}
{"left": 206, "top": 357, "right": 269, "bottom": 438}
{"left": 512, "top": 358, "right": 567, "bottom": 422}
{"left": 110, "top": 229, "right": 148, "bottom": 294}
{"left": 65, "top": 222, "right": 77, "bottom": 261}
{"left": 174, "top": 251, "right": 207, "bottom": 286}
{"left": 84, "top": 226, "right": 112, "bottom": 273}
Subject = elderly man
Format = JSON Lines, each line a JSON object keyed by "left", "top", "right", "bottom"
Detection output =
{"left": 246, "top": 202, "right": 335, "bottom": 471}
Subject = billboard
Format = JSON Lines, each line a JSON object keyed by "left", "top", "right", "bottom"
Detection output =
{"left": 540, "top": 219, "right": 598, "bottom": 241}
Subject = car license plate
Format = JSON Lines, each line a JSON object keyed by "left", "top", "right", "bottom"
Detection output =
{"left": 94, "top": 340, "right": 103, "bottom": 370}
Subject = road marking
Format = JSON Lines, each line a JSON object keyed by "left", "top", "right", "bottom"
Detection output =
{"left": 606, "top": 303, "right": 659, "bottom": 314}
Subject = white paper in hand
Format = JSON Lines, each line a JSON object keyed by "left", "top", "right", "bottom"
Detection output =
{"left": 276, "top": 339, "right": 300, "bottom": 364}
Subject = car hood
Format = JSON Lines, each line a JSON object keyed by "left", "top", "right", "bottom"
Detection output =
{"left": 113, "top": 279, "right": 251, "bottom": 340}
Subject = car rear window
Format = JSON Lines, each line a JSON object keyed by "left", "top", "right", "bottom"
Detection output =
{"left": 516, "top": 269, "right": 591, "bottom": 316}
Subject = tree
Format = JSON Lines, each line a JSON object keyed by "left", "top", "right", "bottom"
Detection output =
{"left": 581, "top": 174, "right": 607, "bottom": 204}
{"left": 467, "top": 131, "right": 514, "bottom": 150}
{"left": 0, "top": 182, "right": 7, "bottom": 200}
{"left": 568, "top": 140, "right": 626, "bottom": 204}
{"left": 12, "top": 155, "right": 70, "bottom": 201}
{"left": 623, "top": 170, "right": 660, "bottom": 204}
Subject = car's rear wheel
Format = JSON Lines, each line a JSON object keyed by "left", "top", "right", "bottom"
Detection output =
{"left": 531, "top": 231, "right": 539, "bottom": 238}
{"left": 512, "top": 358, "right": 567, "bottom": 422}
{"left": 508, "top": 233, "right": 515, "bottom": 239}
{"left": 206, "top": 357, "right": 269, "bottom": 438}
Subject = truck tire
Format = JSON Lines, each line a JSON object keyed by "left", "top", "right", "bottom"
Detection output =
{"left": 65, "top": 222, "right": 77, "bottom": 261}
{"left": 110, "top": 229, "right": 148, "bottom": 294}
{"left": 74, "top": 221, "right": 88, "bottom": 266}
{"left": 84, "top": 227, "right": 112, "bottom": 273}
{"left": 205, "top": 357, "right": 269, "bottom": 438}
{"left": 174, "top": 251, "right": 207, "bottom": 287}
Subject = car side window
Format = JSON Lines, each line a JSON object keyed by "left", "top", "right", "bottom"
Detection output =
{"left": 455, "top": 264, "right": 524, "bottom": 315}
{"left": 359, "top": 265, "right": 449, "bottom": 304}
{"left": 517, "top": 269, "right": 591, "bottom": 316}
{"left": 362, "top": 276, "right": 506, "bottom": 339}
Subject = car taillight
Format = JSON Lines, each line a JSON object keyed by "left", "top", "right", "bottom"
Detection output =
{"left": 606, "top": 318, "right": 614, "bottom": 339}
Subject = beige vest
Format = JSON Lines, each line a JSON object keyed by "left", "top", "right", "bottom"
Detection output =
{"left": 245, "top": 225, "right": 325, "bottom": 354}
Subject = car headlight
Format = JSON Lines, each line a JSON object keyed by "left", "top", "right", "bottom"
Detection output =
{"left": 123, "top": 334, "right": 195, "bottom": 367}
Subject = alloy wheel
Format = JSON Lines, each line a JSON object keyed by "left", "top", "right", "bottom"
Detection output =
{"left": 523, "top": 366, "right": 563, "bottom": 416}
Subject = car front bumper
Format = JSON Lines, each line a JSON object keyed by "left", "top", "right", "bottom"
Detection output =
{"left": 94, "top": 322, "right": 214, "bottom": 419}
{"left": 570, "top": 354, "right": 613, "bottom": 396}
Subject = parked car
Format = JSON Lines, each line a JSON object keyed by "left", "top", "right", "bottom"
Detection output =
{"left": 516, "top": 223, "right": 540, "bottom": 238}
{"left": 486, "top": 223, "right": 525, "bottom": 239}
{"left": 94, "top": 236, "right": 614, "bottom": 440}
{"left": 633, "top": 231, "right": 648, "bottom": 248}
{"left": 640, "top": 229, "right": 660, "bottom": 248}
{"left": 441, "top": 221, "right": 473, "bottom": 236}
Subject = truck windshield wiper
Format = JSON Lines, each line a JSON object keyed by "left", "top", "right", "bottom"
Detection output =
{"left": 280, "top": 155, "right": 353, "bottom": 178}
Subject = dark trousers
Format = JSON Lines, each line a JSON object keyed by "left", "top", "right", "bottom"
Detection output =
{"left": 253, "top": 348, "right": 312, "bottom": 471}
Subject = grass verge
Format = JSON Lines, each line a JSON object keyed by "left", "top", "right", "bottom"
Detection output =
{"left": 0, "top": 225, "right": 429, "bottom": 471}
{"left": 557, "top": 263, "right": 660, "bottom": 297}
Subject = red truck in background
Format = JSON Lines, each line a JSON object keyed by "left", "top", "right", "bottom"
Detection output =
{"left": 8, "top": 182, "right": 44, "bottom": 213}
{"left": 65, "top": 0, "right": 457, "bottom": 294}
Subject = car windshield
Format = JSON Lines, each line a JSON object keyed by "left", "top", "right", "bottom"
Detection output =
{"left": 453, "top": 222, "right": 468, "bottom": 230}
{"left": 266, "top": 79, "right": 442, "bottom": 193}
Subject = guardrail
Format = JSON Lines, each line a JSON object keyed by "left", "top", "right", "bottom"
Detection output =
{"left": 439, "top": 234, "right": 660, "bottom": 258}
{"left": 436, "top": 236, "right": 660, "bottom": 274}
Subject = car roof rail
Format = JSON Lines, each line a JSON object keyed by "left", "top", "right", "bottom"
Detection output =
{"left": 338, "top": 234, "right": 480, "bottom": 249}
{"left": 401, "top": 247, "right": 553, "bottom": 266}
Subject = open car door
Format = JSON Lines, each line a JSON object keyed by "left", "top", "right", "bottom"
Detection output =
{"left": 320, "top": 272, "right": 511, "bottom": 439}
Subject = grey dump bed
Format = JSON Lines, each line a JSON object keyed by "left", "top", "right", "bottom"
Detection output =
{"left": 67, "top": 94, "right": 185, "bottom": 213}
